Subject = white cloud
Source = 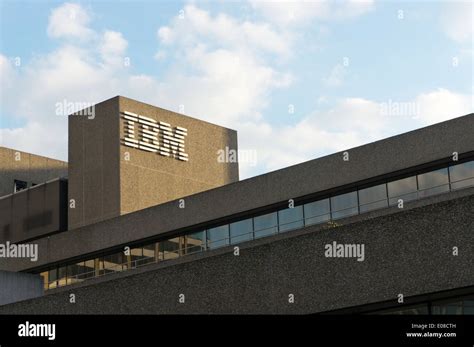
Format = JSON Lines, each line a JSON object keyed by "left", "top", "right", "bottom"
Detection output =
{"left": 47, "top": 2, "right": 94, "bottom": 40}
{"left": 249, "top": 0, "right": 374, "bottom": 26}
{"left": 441, "top": 1, "right": 473, "bottom": 43}
{"left": 416, "top": 88, "right": 472, "bottom": 124}
{"left": 322, "top": 64, "right": 347, "bottom": 87}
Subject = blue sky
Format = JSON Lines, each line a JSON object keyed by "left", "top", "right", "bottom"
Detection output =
{"left": 0, "top": 0, "right": 472, "bottom": 178}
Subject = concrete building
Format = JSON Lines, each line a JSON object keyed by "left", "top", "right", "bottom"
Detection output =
{"left": 0, "top": 96, "right": 472, "bottom": 314}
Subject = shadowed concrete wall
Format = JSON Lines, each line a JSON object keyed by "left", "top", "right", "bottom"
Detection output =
{"left": 0, "top": 147, "right": 67, "bottom": 198}
{"left": 68, "top": 96, "right": 239, "bottom": 230}
{"left": 0, "top": 192, "right": 472, "bottom": 314}
{"left": 0, "top": 271, "right": 43, "bottom": 306}
{"left": 0, "top": 179, "right": 68, "bottom": 243}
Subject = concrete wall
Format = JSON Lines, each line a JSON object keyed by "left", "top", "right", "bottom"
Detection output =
{"left": 118, "top": 96, "right": 239, "bottom": 214}
{"left": 0, "top": 271, "right": 43, "bottom": 306}
{"left": 67, "top": 96, "right": 239, "bottom": 229}
{"left": 68, "top": 97, "right": 121, "bottom": 230}
{"left": 0, "top": 192, "right": 471, "bottom": 314}
{"left": 0, "top": 147, "right": 67, "bottom": 198}
{"left": 0, "top": 179, "right": 68, "bottom": 243}
{"left": 1, "top": 113, "right": 472, "bottom": 273}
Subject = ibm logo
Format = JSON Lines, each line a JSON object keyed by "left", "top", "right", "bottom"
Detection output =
{"left": 121, "top": 111, "right": 189, "bottom": 161}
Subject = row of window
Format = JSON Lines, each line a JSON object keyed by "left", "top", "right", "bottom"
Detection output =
{"left": 39, "top": 160, "right": 474, "bottom": 290}
{"left": 374, "top": 295, "right": 474, "bottom": 315}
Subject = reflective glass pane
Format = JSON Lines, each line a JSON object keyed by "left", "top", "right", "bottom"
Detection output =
{"left": 142, "top": 243, "right": 157, "bottom": 264}
{"left": 253, "top": 212, "right": 278, "bottom": 238}
{"left": 230, "top": 219, "right": 253, "bottom": 244}
{"left": 278, "top": 206, "right": 303, "bottom": 232}
{"left": 103, "top": 252, "right": 126, "bottom": 273}
{"left": 83, "top": 259, "right": 96, "bottom": 279}
{"left": 67, "top": 262, "right": 85, "bottom": 285}
{"left": 449, "top": 161, "right": 474, "bottom": 189}
{"left": 418, "top": 168, "right": 449, "bottom": 197}
{"left": 432, "top": 302, "right": 463, "bottom": 315}
{"left": 48, "top": 268, "right": 58, "bottom": 289}
{"left": 358, "top": 184, "right": 388, "bottom": 213}
{"left": 161, "top": 237, "right": 181, "bottom": 259}
{"left": 40, "top": 271, "right": 49, "bottom": 290}
{"left": 207, "top": 225, "right": 229, "bottom": 249}
{"left": 331, "top": 192, "right": 358, "bottom": 220}
{"left": 58, "top": 266, "right": 67, "bottom": 287}
{"left": 186, "top": 231, "right": 206, "bottom": 253}
{"left": 387, "top": 176, "right": 418, "bottom": 205}
{"left": 304, "top": 199, "right": 330, "bottom": 226}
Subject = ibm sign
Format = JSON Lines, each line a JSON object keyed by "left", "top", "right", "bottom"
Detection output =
{"left": 120, "top": 111, "right": 189, "bottom": 161}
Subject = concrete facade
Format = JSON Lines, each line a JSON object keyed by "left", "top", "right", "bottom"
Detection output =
{"left": 0, "top": 179, "right": 68, "bottom": 244}
{"left": 68, "top": 96, "right": 239, "bottom": 230}
{"left": 1, "top": 113, "right": 472, "bottom": 273}
{"left": 0, "top": 146, "right": 67, "bottom": 198}
{"left": 0, "top": 271, "right": 43, "bottom": 306}
{"left": 0, "top": 191, "right": 471, "bottom": 314}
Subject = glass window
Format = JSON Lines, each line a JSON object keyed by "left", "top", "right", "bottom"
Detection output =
{"left": 142, "top": 243, "right": 157, "bottom": 264}
{"left": 57, "top": 266, "right": 67, "bottom": 287}
{"left": 103, "top": 252, "right": 126, "bottom": 273}
{"left": 253, "top": 212, "right": 278, "bottom": 239}
{"left": 161, "top": 237, "right": 181, "bottom": 259}
{"left": 186, "top": 231, "right": 206, "bottom": 254}
{"left": 449, "top": 161, "right": 474, "bottom": 190}
{"left": 82, "top": 259, "right": 96, "bottom": 279}
{"left": 378, "top": 304, "right": 429, "bottom": 315}
{"left": 13, "top": 179, "right": 28, "bottom": 193}
{"left": 387, "top": 176, "right": 418, "bottom": 205}
{"left": 358, "top": 184, "right": 388, "bottom": 213}
{"left": 331, "top": 191, "right": 358, "bottom": 220}
{"left": 67, "top": 262, "right": 85, "bottom": 285}
{"left": 278, "top": 206, "right": 304, "bottom": 232}
{"left": 48, "top": 268, "right": 58, "bottom": 289}
{"left": 207, "top": 225, "right": 230, "bottom": 249}
{"left": 417, "top": 168, "right": 449, "bottom": 197}
{"left": 230, "top": 219, "right": 253, "bottom": 244}
{"left": 304, "top": 199, "right": 330, "bottom": 226}
{"left": 432, "top": 302, "right": 463, "bottom": 315}
{"left": 40, "top": 271, "right": 49, "bottom": 290}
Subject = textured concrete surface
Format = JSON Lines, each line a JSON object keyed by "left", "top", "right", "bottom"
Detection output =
{"left": 0, "top": 191, "right": 472, "bottom": 314}
{"left": 1, "top": 113, "right": 472, "bottom": 273}
{"left": 0, "top": 146, "right": 67, "bottom": 198}
{"left": 0, "top": 179, "right": 68, "bottom": 243}
{"left": 68, "top": 96, "right": 239, "bottom": 230}
{"left": 0, "top": 271, "right": 43, "bottom": 306}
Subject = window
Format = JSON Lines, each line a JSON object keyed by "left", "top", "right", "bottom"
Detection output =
{"left": 58, "top": 266, "right": 67, "bottom": 287}
{"left": 40, "top": 271, "right": 49, "bottom": 290}
{"left": 387, "top": 176, "right": 418, "bottom": 205}
{"left": 13, "top": 179, "right": 27, "bottom": 193}
{"left": 207, "top": 225, "right": 229, "bottom": 249}
{"left": 331, "top": 191, "right": 358, "bottom": 220}
{"left": 161, "top": 237, "right": 182, "bottom": 259}
{"left": 432, "top": 302, "right": 463, "bottom": 315}
{"left": 278, "top": 206, "right": 303, "bottom": 232}
{"left": 449, "top": 161, "right": 474, "bottom": 190}
{"left": 83, "top": 259, "right": 96, "bottom": 279}
{"left": 67, "top": 262, "right": 85, "bottom": 285}
{"left": 377, "top": 304, "right": 429, "bottom": 315}
{"left": 103, "top": 252, "right": 126, "bottom": 273}
{"left": 417, "top": 168, "right": 449, "bottom": 197}
{"left": 48, "top": 268, "right": 58, "bottom": 289}
{"left": 304, "top": 199, "right": 330, "bottom": 226}
{"left": 230, "top": 219, "right": 253, "bottom": 244}
{"left": 358, "top": 184, "right": 388, "bottom": 213}
{"left": 142, "top": 243, "right": 157, "bottom": 264}
{"left": 186, "top": 231, "right": 206, "bottom": 254}
{"left": 253, "top": 212, "right": 278, "bottom": 239}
